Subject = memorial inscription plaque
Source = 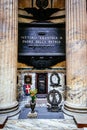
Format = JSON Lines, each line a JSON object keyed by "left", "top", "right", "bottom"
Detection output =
{"left": 19, "top": 22, "right": 65, "bottom": 55}
{"left": 18, "top": 22, "right": 65, "bottom": 68}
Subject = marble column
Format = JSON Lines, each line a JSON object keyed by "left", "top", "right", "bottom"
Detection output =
{"left": 0, "top": 0, "right": 19, "bottom": 116}
{"left": 64, "top": 0, "right": 87, "bottom": 114}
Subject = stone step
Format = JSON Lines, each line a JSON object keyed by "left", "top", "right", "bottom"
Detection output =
{"left": 0, "top": 116, "right": 8, "bottom": 129}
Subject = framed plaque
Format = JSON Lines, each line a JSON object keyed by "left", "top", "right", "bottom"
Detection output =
{"left": 50, "top": 72, "right": 60, "bottom": 87}
{"left": 24, "top": 75, "right": 32, "bottom": 84}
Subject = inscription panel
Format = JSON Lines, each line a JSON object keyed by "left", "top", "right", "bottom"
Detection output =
{"left": 18, "top": 23, "right": 65, "bottom": 56}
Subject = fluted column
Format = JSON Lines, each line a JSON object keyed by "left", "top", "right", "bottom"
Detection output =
{"left": 0, "top": 0, "right": 19, "bottom": 116}
{"left": 64, "top": 0, "right": 87, "bottom": 114}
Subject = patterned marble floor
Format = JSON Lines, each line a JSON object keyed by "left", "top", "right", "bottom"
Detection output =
{"left": 2, "top": 119, "right": 84, "bottom": 130}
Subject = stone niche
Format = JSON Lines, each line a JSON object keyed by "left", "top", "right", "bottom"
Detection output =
{"left": 17, "top": 0, "right": 66, "bottom": 103}
{"left": 17, "top": 70, "right": 65, "bottom": 103}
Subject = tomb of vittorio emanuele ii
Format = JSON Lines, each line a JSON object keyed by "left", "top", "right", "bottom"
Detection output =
{"left": 0, "top": 0, "right": 87, "bottom": 129}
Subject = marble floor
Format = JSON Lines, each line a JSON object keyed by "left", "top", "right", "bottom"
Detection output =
{"left": 0, "top": 96, "right": 86, "bottom": 130}
{"left": 1, "top": 119, "right": 84, "bottom": 130}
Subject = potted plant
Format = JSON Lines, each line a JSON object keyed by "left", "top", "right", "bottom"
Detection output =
{"left": 30, "top": 89, "right": 37, "bottom": 113}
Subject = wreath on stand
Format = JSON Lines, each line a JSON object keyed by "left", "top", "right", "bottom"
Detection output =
{"left": 47, "top": 89, "right": 62, "bottom": 105}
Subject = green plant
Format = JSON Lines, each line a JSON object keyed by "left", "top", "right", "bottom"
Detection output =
{"left": 30, "top": 89, "right": 37, "bottom": 103}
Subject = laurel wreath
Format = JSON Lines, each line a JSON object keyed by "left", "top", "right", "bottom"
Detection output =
{"left": 47, "top": 89, "right": 62, "bottom": 105}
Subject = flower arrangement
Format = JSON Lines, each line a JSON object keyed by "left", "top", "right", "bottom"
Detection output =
{"left": 30, "top": 89, "right": 37, "bottom": 103}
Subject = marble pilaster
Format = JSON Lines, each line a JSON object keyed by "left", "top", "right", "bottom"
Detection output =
{"left": 64, "top": 0, "right": 87, "bottom": 113}
{"left": 0, "top": 0, "right": 19, "bottom": 116}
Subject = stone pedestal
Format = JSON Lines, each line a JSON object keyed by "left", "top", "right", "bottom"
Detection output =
{"left": 64, "top": 0, "right": 87, "bottom": 114}
{"left": 27, "top": 112, "right": 38, "bottom": 118}
{"left": 0, "top": 0, "right": 19, "bottom": 116}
